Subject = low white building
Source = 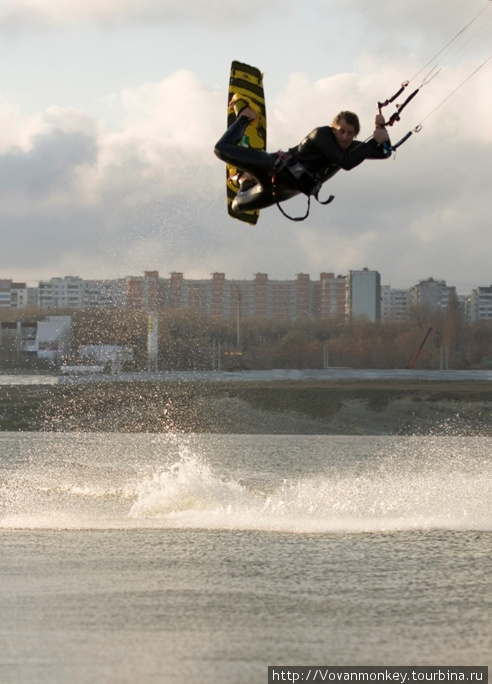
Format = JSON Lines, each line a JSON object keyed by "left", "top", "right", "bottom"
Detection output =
{"left": 30, "top": 316, "right": 72, "bottom": 364}
{"left": 79, "top": 345, "right": 133, "bottom": 373}
{"left": 1, "top": 318, "right": 70, "bottom": 363}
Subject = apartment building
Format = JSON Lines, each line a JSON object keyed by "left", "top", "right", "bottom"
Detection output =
{"left": 318, "top": 273, "right": 347, "bottom": 319}
{"left": 0, "top": 280, "right": 10, "bottom": 307}
{"left": 0, "top": 280, "right": 28, "bottom": 309}
{"left": 468, "top": 286, "right": 492, "bottom": 321}
{"left": 84, "top": 279, "right": 126, "bottom": 308}
{"left": 125, "top": 271, "right": 323, "bottom": 321}
{"left": 3, "top": 270, "right": 491, "bottom": 324}
{"left": 37, "top": 276, "right": 87, "bottom": 309}
{"left": 408, "top": 278, "right": 457, "bottom": 310}
{"left": 31, "top": 276, "right": 126, "bottom": 309}
{"left": 381, "top": 286, "right": 410, "bottom": 321}
{"left": 346, "top": 268, "right": 381, "bottom": 322}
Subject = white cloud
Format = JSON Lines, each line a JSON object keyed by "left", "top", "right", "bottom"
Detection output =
{"left": 0, "top": 0, "right": 273, "bottom": 29}
{"left": 328, "top": 0, "right": 492, "bottom": 46}
{"left": 0, "top": 21, "right": 491, "bottom": 291}
{"left": 0, "top": 104, "right": 47, "bottom": 153}
{"left": 0, "top": 69, "right": 227, "bottom": 281}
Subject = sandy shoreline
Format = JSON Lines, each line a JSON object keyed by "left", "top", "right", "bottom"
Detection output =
{"left": 1, "top": 379, "right": 491, "bottom": 435}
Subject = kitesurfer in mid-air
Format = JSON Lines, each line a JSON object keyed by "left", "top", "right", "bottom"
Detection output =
{"left": 214, "top": 98, "right": 392, "bottom": 215}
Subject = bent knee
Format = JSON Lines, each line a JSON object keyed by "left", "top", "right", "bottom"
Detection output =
{"left": 214, "top": 143, "right": 226, "bottom": 161}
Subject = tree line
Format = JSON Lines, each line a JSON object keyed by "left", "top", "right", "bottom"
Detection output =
{"left": 1, "top": 301, "right": 492, "bottom": 371}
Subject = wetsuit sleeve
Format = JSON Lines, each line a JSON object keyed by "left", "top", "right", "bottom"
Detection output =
{"left": 300, "top": 127, "right": 390, "bottom": 170}
{"left": 362, "top": 139, "right": 392, "bottom": 160}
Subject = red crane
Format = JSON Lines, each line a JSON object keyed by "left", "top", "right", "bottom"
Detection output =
{"left": 407, "top": 327, "right": 433, "bottom": 369}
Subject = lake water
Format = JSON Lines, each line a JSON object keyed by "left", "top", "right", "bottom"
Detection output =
{"left": 0, "top": 433, "right": 491, "bottom": 684}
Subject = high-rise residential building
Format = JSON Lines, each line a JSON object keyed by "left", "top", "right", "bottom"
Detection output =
{"left": 4, "top": 269, "right": 489, "bottom": 324}
{"left": 408, "top": 278, "right": 456, "bottom": 310}
{"left": 84, "top": 279, "right": 126, "bottom": 308}
{"left": 253, "top": 273, "right": 268, "bottom": 317}
{"left": 295, "top": 273, "right": 311, "bottom": 320}
{"left": 468, "top": 286, "right": 492, "bottom": 321}
{"left": 0, "top": 280, "right": 28, "bottom": 308}
{"left": 381, "top": 286, "right": 409, "bottom": 321}
{"left": 123, "top": 270, "right": 371, "bottom": 321}
{"left": 10, "top": 283, "right": 28, "bottom": 309}
{"left": 346, "top": 268, "right": 381, "bottom": 322}
{"left": 318, "top": 273, "right": 347, "bottom": 319}
{"left": 126, "top": 271, "right": 166, "bottom": 310}
{"left": 37, "top": 276, "right": 87, "bottom": 309}
{"left": 0, "top": 280, "right": 11, "bottom": 307}
{"left": 122, "top": 271, "right": 323, "bottom": 321}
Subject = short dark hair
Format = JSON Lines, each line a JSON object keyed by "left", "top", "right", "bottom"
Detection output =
{"left": 332, "top": 111, "right": 360, "bottom": 136}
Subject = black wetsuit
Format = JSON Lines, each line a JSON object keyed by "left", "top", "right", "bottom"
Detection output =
{"left": 214, "top": 115, "right": 391, "bottom": 213}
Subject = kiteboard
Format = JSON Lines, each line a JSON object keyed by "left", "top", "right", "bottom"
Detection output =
{"left": 226, "top": 60, "right": 267, "bottom": 225}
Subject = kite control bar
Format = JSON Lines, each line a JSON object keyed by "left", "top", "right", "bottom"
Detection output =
{"left": 377, "top": 82, "right": 423, "bottom": 153}
{"left": 378, "top": 81, "right": 420, "bottom": 127}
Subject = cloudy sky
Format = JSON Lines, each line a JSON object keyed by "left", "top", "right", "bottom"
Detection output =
{"left": 0, "top": 0, "right": 491, "bottom": 293}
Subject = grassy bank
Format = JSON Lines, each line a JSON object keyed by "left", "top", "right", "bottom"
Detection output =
{"left": 1, "top": 379, "right": 492, "bottom": 435}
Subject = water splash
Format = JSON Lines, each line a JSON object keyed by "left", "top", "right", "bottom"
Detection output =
{"left": 129, "top": 454, "right": 256, "bottom": 518}
{"left": 1, "top": 434, "right": 491, "bottom": 532}
{"left": 128, "top": 445, "right": 491, "bottom": 533}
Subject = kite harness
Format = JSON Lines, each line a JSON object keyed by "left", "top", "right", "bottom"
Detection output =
{"left": 272, "top": 150, "right": 334, "bottom": 222}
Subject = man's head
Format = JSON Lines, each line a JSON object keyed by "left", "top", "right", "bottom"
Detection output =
{"left": 332, "top": 111, "right": 360, "bottom": 149}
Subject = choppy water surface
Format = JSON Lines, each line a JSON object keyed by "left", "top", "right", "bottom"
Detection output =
{"left": 0, "top": 433, "right": 491, "bottom": 683}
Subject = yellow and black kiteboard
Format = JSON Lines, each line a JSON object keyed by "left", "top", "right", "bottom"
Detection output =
{"left": 226, "top": 61, "right": 266, "bottom": 225}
